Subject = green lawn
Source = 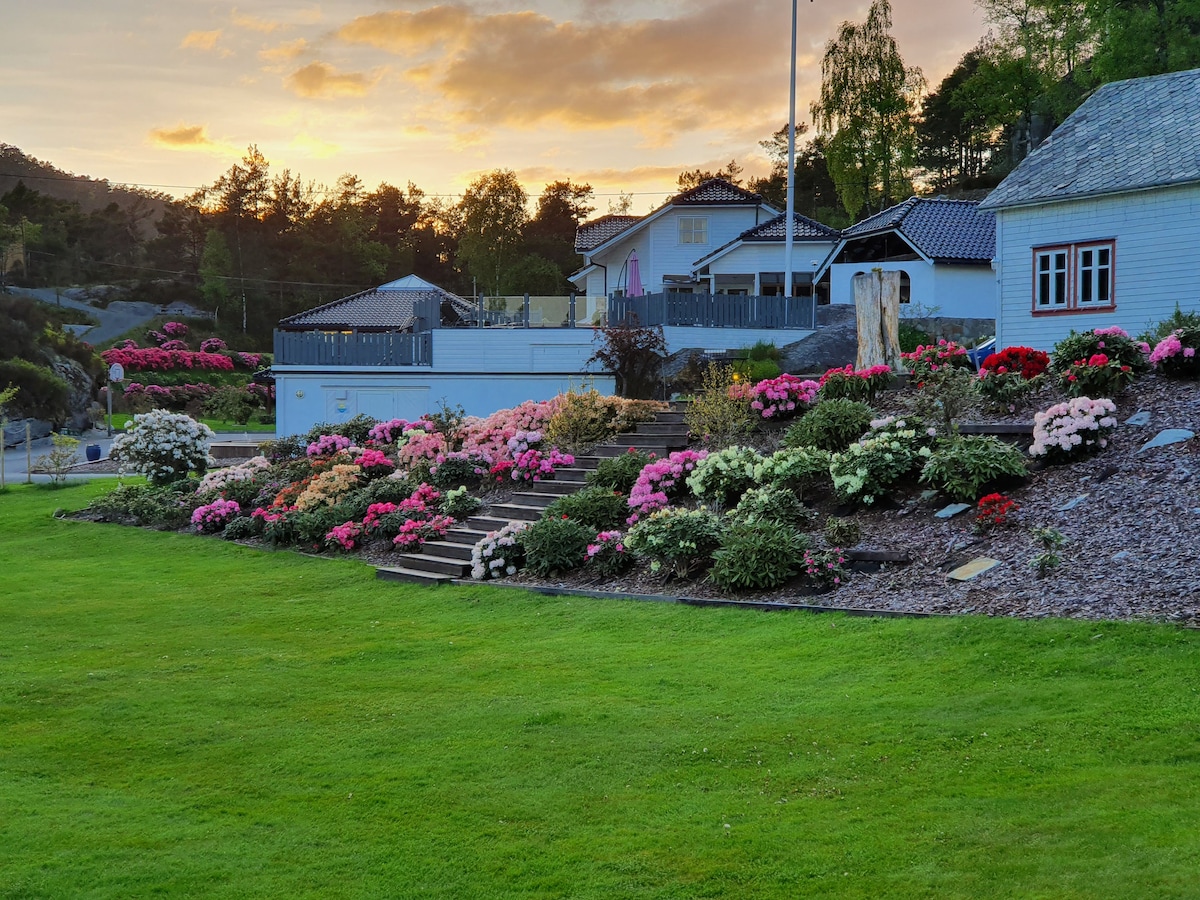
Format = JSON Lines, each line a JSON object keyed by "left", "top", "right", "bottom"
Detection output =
{"left": 2, "top": 482, "right": 1199, "bottom": 898}
{"left": 105, "top": 414, "right": 276, "bottom": 434}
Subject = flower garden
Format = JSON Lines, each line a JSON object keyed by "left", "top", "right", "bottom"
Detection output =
{"left": 84, "top": 321, "right": 1199, "bottom": 616}
{"left": 100, "top": 321, "right": 275, "bottom": 425}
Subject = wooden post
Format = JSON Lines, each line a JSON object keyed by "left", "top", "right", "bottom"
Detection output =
{"left": 1, "top": 416, "right": 6, "bottom": 488}
{"left": 853, "top": 270, "right": 903, "bottom": 371}
{"left": 25, "top": 422, "right": 32, "bottom": 484}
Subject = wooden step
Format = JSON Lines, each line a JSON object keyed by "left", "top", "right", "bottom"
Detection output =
{"left": 555, "top": 467, "right": 592, "bottom": 483}
{"left": 376, "top": 566, "right": 455, "bottom": 586}
{"left": 468, "top": 515, "right": 526, "bottom": 532}
{"left": 446, "top": 527, "right": 489, "bottom": 545}
{"left": 525, "top": 479, "right": 579, "bottom": 495}
{"left": 421, "top": 540, "right": 475, "bottom": 562}
{"left": 593, "top": 442, "right": 675, "bottom": 458}
{"left": 512, "top": 491, "right": 560, "bottom": 509}
{"left": 391, "top": 552, "right": 470, "bottom": 577}
{"left": 571, "top": 456, "right": 603, "bottom": 470}
{"left": 633, "top": 422, "right": 690, "bottom": 437}
{"left": 485, "top": 503, "right": 544, "bottom": 522}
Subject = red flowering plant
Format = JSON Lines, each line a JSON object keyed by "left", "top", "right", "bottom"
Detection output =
{"left": 973, "top": 492, "right": 1019, "bottom": 534}
{"left": 1050, "top": 327, "right": 1149, "bottom": 397}
{"left": 1059, "top": 352, "right": 1136, "bottom": 397}
{"left": 818, "top": 364, "right": 894, "bottom": 402}
{"left": 902, "top": 339, "right": 971, "bottom": 381}
{"left": 977, "top": 346, "right": 1050, "bottom": 406}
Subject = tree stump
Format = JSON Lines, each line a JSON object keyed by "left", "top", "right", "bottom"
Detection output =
{"left": 853, "top": 270, "right": 902, "bottom": 372}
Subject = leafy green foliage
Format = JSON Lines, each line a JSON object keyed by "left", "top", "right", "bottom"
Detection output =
{"left": 302, "top": 414, "right": 378, "bottom": 447}
{"left": 729, "top": 486, "right": 818, "bottom": 531}
{"left": 440, "top": 486, "right": 482, "bottom": 520}
{"left": 544, "top": 487, "right": 629, "bottom": 532}
{"left": 519, "top": 515, "right": 594, "bottom": 577}
{"left": 1137, "top": 303, "right": 1200, "bottom": 345}
{"left": 203, "top": 384, "right": 257, "bottom": 425}
{"left": 709, "top": 521, "right": 807, "bottom": 591}
{"left": 898, "top": 321, "right": 935, "bottom": 353}
{"left": 684, "top": 362, "right": 755, "bottom": 448}
{"left": 784, "top": 399, "right": 874, "bottom": 452}
{"left": 824, "top": 517, "right": 862, "bottom": 549}
{"left": 920, "top": 435, "right": 1028, "bottom": 501}
{"left": 587, "top": 450, "right": 654, "bottom": 494}
{"left": 1050, "top": 329, "right": 1149, "bottom": 375}
{"left": 625, "top": 506, "right": 725, "bottom": 578}
{"left": 221, "top": 514, "right": 260, "bottom": 541}
{"left": 909, "top": 365, "right": 979, "bottom": 429}
{"left": 685, "top": 445, "right": 762, "bottom": 507}
{"left": 0, "top": 357, "right": 70, "bottom": 422}
{"left": 86, "top": 481, "right": 200, "bottom": 529}
{"left": 753, "top": 446, "right": 833, "bottom": 498}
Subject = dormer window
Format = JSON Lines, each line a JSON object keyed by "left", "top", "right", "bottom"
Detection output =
{"left": 678, "top": 217, "right": 708, "bottom": 245}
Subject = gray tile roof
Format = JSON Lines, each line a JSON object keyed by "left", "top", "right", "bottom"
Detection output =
{"left": 980, "top": 67, "right": 1200, "bottom": 210}
{"left": 280, "top": 284, "right": 474, "bottom": 331}
{"left": 671, "top": 178, "right": 765, "bottom": 205}
{"left": 574, "top": 214, "right": 642, "bottom": 252}
{"left": 842, "top": 197, "right": 995, "bottom": 262}
{"left": 739, "top": 211, "right": 841, "bottom": 242}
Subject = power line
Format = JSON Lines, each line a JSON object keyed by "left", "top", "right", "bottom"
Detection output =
{"left": 53, "top": 257, "right": 374, "bottom": 291}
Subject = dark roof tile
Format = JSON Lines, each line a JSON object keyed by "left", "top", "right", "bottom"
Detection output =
{"left": 843, "top": 198, "right": 995, "bottom": 262}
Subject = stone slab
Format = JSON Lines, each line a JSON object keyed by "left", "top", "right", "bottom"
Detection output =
{"left": 947, "top": 557, "right": 1001, "bottom": 581}
{"left": 1138, "top": 429, "right": 1195, "bottom": 453}
{"left": 1124, "top": 411, "right": 1151, "bottom": 427}
{"left": 1055, "top": 494, "right": 1089, "bottom": 512}
{"left": 935, "top": 502, "right": 972, "bottom": 519}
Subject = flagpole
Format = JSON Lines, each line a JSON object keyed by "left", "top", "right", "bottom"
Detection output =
{"left": 783, "top": 0, "right": 799, "bottom": 299}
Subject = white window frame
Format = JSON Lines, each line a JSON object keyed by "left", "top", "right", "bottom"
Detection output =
{"left": 1032, "top": 240, "right": 1114, "bottom": 314}
{"left": 678, "top": 216, "right": 708, "bottom": 245}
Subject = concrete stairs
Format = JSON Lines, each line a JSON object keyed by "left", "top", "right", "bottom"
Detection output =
{"left": 376, "top": 407, "right": 690, "bottom": 586}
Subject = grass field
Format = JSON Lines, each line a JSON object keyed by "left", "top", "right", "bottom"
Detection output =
{"left": 2, "top": 482, "right": 1199, "bottom": 898}
{"left": 105, "top": 414, "right": 276, "bottom": 434}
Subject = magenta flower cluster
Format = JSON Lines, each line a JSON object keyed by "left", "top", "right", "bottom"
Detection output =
{"left": 354, "top": 447, "right": 395, "bottom": 477}
{"left": 511, "top": 447, "right": 574, "bottom": 481}
{"left": 749, "top": 373, "right": 820, "bottom": 419}
{"left": 191, "top": 498, "right": 241, "bottom": 533}
{"left": 200, "top": 338, "right": 227, "bottom": 352}
{"left": 587, "top": 531, "right": 625, "bottom": 559}
{"left": 626, "top": 449, "right": 707, "bottom": 523}
{"left": 306, "top": 434, "right": 352, "bottom": 457}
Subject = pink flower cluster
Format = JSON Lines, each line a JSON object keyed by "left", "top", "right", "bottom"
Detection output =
{"left": 587, "top": 531, "right": 625, "bottom": 558}
{"left": 511, "top": 447, "right": 574, "bottom": 481}
{"left": 354, "top": 447, "right": 395, "bottom": 477}
{"left": 749, "top": 373, "right": 820, "bottom": 419}
{"left": 124, "top": 382, "right": 215, "bottom": 405}
{"left": 362, "top": 502, "right": 399, "bottom": 530}
{"left": 902, "top": 339, "right": 969, "bottom": 374}
{"left": 326, "top": 520, "right": 365, "bottom": 551}
{"left": 200, "top": 338, "right": 227, "bottom": 352}
{"left": 1093, "top": 326, "right": 1129, "bottom": 338}
{"left": 1148, "top": 331, "right": 1198, "bottom": 368}
{"left": 458, "top": 398, "right": 561, "bottom": 464}
{"left": 191, "top": 498, "right": 241, "bottom": 533}
{"left": 367, "top": 418, "right": 434, "bottom": 445}
{"left": 820, "top": 363, "right": 893, "bottom": 383}
{"left": 393, "top": 514, "right": 455, "bottom": 549}
{"left": 307, "top": 434, "right": 352, "bottom": 457}
{"left": 101, "top": 347, "right": 235, "bottom": 373}
{"left": 397, "top": 429, "right": 448, "bottom": 469}
{"left": 162, "top": 321, "right": 189, "bottom": 337}
{"left": 1029, "top": 396, "right": 1118, "bottom": 459}
{"left": 626, "top": 449, "right": 707, "bottom": 523}
{"left": 159, "top": 339, "right": 188, "bottom": 351}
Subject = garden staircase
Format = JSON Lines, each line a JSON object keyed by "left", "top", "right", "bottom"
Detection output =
{"left": 376, "top": 406, "right": 690, "bottom": 586}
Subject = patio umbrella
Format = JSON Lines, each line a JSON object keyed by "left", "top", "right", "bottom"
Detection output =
{"left": 627, "top": 250, "right": 644, "bottom": 297}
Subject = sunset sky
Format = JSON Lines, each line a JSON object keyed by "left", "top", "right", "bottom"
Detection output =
{"left": 3, "top": 1, "right": 988, "bottom": 212}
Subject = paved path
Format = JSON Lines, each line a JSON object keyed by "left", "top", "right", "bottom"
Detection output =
{"left": 9, "top": 287, "right": 211, "bottom": 346}
{"left": 1, "top": 429, "right": 271, "bottom": 486}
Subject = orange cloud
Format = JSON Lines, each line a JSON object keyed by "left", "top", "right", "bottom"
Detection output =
{"left": 261, "top": 38, "right": 308, "bottom": 62}
{"left": 285, "top": 62, "right": 376, "bottom": 99}
{"left": 334, "top": 3, "right": 791, "bottom": 135}
{"left": 180, "top": 29, "right": 222, "bottom": 51}
{"left": 148, "top": 125, "right": 236, "bottom": 155}
{"left": 231, "top": 8, "right": 280, "bottom": 33}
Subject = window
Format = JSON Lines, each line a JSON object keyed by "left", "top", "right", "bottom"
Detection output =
{"left": 678, "top": 216, "right": 708, "bottom": 244}
{"left": 1033, "top": 241, "right": 1115, "bottom": 313}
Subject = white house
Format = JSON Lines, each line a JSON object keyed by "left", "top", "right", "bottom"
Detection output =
{"left": 979, "top": 67, "right": 1200, "bottom": 350}
{"left": 815, "top": 198, "right": 997, "bottom": 319}
{"left": 570, "top": 179, "right": 780, "bottom": 297}
{"left": 690, "top": 211, "right": 841, "bottom": 301}
{"left": 272, "top": 274, "right": 613, "bottom": 435}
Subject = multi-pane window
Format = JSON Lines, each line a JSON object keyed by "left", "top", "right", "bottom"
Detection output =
{"left": 1033, "top": 241, "right": 1115, "bottom": 313}
{"left": 678, "top": 216, "right": 708, "bottom": 244}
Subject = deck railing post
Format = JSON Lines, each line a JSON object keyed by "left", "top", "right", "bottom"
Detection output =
{"left": 568, "top": 293, "right": 576, "bottom": 328}
{"left": 523, "top": 293, "right": 531, "bottom": 328}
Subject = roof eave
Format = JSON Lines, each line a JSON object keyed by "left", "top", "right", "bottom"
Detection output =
{"left": 982, "top": 176, "right": 1200, "bottom": 211}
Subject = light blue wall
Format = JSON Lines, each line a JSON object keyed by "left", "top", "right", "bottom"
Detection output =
{"left": 994, "top": 184, "right": 1200, "bottom": 350}
{"left": 829, "top": 261, "right": 995, "bottom": 319}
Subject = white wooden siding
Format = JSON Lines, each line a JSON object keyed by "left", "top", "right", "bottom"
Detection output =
{"left": 995, "top": 184, "right": 1200, "bottom": 349}
{"left": 707, "top": 242, "right": 838, "bottom": 292}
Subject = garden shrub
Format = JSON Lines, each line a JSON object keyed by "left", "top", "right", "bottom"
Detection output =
{"left": 587, "top": 449, "right": 655, "bottom": 493}
{"left": 729, "top": 485, "right": 817, "bottom": 530}
{"left": 753, "top": 446, "right": 832, "bottom": 498}
{"left": 222, "top": 515, "right": 260, "bottom": 541}
{"left": 686, "top": 445, "right": 762, "bottom": 507}
{"left": 627, "top": 449, "right": 707, "bottom": 523}
{"left": 86, "top": 481, "right": 199, "bottom": 529}
{"left": 748, "top": 373, "right": 820, "bottom": 421}
{"left": 909, "top": 365, "right": 979, "bottom": 429}
{"left": 709, "top": 521, "right": 807, "bottom": 591}
{"left": 829, "top": 420, "right": 933, "bottom": 506}
{"left": 203, "top": 385, "right": 257, "bottom": 425}
{"left": 902, "top": 340, "right": 971, "bottom": 378}
{"left": 585, "top": 531, "right": 634, "bottom": 578}
{"left": 625, "top": 507, "right": 724, "bottom": 577}
{"left": 684, "top": 362, "right": 755, "bottom": 447}
{"left": 974, "top": 493, "right": 1019, "bottom": 534}
{"left": 111, "top": 409, "right": 215, "bottom": 485}
{"left": 784, "top": 399, "right": 873, "bottom": 452}
{"left": 800, "top": 547, "right": 848, "bottom": 591}
{"left": 587, "top": 321, "right": 667, "bottom": 399}
{"left": 520, "top": 515, "right": 595, "bottom": 577}
{"left": 544, "top": 388, "right": 664, "bottom": 453}
{"left": 1029, "top": 397, "right": 1118, "bottom": 463}
{"left": 191, "top": 498, "right": 241, "bottom": 534}
{"left": 545, "top": 487, "right": 630, "bottom": 532}
{"left": 428, "top": 451, "right": 488, "bottom": 490}
{"left": 471, "top": 522, "right": 529, "bottom": 580}
{"left": 823, "top": 517, "right": 861, "bottom": 549}
{"left": 818, "top": 364, "right": 893, "bottom": 402}
{"left": 898, "top": 322, "right": 933, "bottom": 353}
{"left": 440, "top": 486, "right": 482, "bottom": 520}
{"left": 1051, "top": 328, "right": 1149, "bottom": 394}
{"left": 1059, "top": 353, "right": 1137, "bottom": 396}
{"left": 302, "top": 414, "right": 378, "bottom": 447}
{"left": 920, "top": 435, "right": 1028, "bottom": 501}
{"left": 1148, "top": 327, "right": 1200, "bottom": 379}
{"left": 977, "top": 346, "right": 1049, "bottom": 406}
{"left": 1137, "top": 303, "right": 1200, "bottom": 344}
{"left": 0, "top": 358, "right": 70, "bottom": 423}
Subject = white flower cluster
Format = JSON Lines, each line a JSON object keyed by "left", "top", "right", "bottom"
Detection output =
{"left": 829, "top": 427, "right": 931, "bottom": 505}
{"left": 1029, "top": 396, "right": 1118, "bottom": 459}
{"left": 197, "top": 455, "right": 271, "bottom": 495}
{"left": 685, "top": 445, "right": 762, "bottom": 504}
{"left": 471, "top": 521, "right": 529, "bottom": 580}
{"left": 111, "top": 408, "right": 215, "bottom": 485}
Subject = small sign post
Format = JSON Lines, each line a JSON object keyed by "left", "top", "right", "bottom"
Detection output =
{"left": 107, "top": 363, "right": 124, "bottom": 437}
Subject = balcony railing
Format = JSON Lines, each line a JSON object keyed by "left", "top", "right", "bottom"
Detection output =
{"left": 607, "top": 293, "right": 816, "bottom": 330}
{"left": 274, "top": 330, "right": 433, "bottom": 366}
